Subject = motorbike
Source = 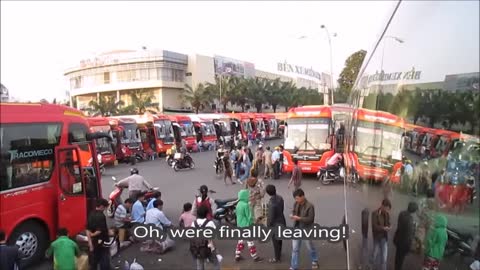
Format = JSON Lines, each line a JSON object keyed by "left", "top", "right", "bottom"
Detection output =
{"left": 172, "top": 152, "right": 195, "bottom": 171}
{"left": 444, "top": 226, "right": 476, "bottom": 257}
{"left": 166, "top": 153, "right": 174, "bottom": 167}
{"left": 106, "top": 176, "right": 160, "bottom": 218}
{"left": 213, "top": 198, "right": 238, "bottom": 225}
{"left": 214, "top": 151, "right": 225, "bottom": 175}
{"left": 317, "top": 163, "right": 345, "bottom": 185}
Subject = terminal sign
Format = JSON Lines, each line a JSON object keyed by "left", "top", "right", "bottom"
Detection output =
{"left": 278, "top": 61, "right": 322, "bottom": 80}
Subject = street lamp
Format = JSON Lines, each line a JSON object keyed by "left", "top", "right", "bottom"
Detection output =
{"left": 321, "top": 24, "right": 336, "bottom": 105}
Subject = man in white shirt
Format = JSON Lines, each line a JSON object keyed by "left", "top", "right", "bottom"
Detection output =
{"left": 145, "top": 200, "right": 171, "bottom": 230}
{"left": 116, "top": 168, "right": 153, "bottom": 200}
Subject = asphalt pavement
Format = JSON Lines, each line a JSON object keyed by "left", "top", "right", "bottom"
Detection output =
{"left": 34, "top": 139, "right": 476, "bottom": 270}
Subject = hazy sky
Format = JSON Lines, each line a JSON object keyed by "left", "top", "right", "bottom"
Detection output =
{"left": 1, "top": 1, "right": 398, "bottom": 101}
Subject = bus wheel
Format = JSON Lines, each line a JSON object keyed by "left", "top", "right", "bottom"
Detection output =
{"left": 9, "top": 221, "right": 48, "bottom": 268}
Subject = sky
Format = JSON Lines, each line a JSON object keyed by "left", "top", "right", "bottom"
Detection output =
{"left": 1, "top": 1, "right": 398, "bottom": 101}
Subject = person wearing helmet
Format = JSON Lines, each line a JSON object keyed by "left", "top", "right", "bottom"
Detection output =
{"left": 117, "top": 168, "right": 153, "bottom": 200}
{"left": 191, "top": 185, "right": 216, "bottom": 220}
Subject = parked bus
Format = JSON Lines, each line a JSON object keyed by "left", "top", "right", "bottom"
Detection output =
{"left": 155, "top": 114, "right": 175, "bottom": 155}
{"left": 274, "top": 112, "right": 288, "bottom": 137}
{"left": 188, "top": 114, "right": 217, "bottom": 147}
{"left": 263, "top": 113, "right": 279, "bottom": 138}
{"left": 350, "top": 108, "right": 404, "bottom": 182}
{"left": 87, "top": 117, "right": 116, "bottom": 165}
{"left": 227, "top": 113, "right": 256, "bottom": 141}
{"left": 170, "top": 115, "right": 197, "bottom": 151}
{"left": 108, "top": 117, "right": 141, "bottom": 164}
{"left": 0, "top": 103, "right": 107, "bottom": 267}
{"left": 283, "top": 105, "right": 334, "bottom": 174}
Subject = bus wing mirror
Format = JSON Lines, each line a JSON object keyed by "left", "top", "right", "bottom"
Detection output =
{"left": 87, "top": 132, "right": 113, "bottom": 142}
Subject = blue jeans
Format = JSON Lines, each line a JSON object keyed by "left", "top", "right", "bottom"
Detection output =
{"left": 291, "top": 239, "right": 318, "bottom": 269}
{"left": 373, "top": 238, "right": 387, "bottom": 270}
{"left": 240, "top": 163, "right": 251, "bottom": 182}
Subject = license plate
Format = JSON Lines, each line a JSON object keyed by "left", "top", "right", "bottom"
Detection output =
{"left": 302, "top": 167, "right": 311, "bottom": 171}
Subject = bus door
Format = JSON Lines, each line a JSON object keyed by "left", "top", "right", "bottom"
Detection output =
{"left": 56, "top": 146, "right": 88, "bottom": 236}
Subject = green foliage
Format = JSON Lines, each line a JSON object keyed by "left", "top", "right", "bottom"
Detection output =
{"left": 337, "top": 50, "right": 367, "bottom": 102}
{"left": 86, "top": 95, "right": 124, "bottom": 116}
{"left": 129, "top": 89, "right": 159, "bottom": 114}
{"left": 183, "top": 83, "right": 209, "bottom": 114}
{"left": 365, "top": 88, "right": 479, "bottom": 133}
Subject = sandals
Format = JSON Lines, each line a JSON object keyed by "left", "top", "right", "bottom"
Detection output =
{"left": 268, "top": 258, "right": 279, "bottom": 263}
{"left": 312, "top": 261, "right": 319, "bottom": 269}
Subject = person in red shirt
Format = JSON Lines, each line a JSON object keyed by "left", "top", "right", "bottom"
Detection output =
{"left": 192, "top": 185, "right": 216, "bottom": 220}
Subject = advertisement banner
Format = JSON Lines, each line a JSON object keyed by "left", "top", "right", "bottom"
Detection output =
{"left": 214, "top": 55, "right": 255, "bottom": 78}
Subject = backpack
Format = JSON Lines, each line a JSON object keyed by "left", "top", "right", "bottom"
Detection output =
{"left": 195, "top": 197, "right": 213, "bottom": 220}
{"left": 189, "top": 220, "right": 211, "bottom": 259}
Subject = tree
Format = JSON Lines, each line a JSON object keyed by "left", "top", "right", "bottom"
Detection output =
{"left": 229, "top": 77, "right": 249, "bottom": 112}
{"left": 337, "top": 50, "right": 367, "bottom": 102}
{"left": 183, "top": 83, "right": 208, "bottom": 114}
{"left": 129, "top": 89, "right": 160, "bottom": 114}
{"left": 86, "top": 95, "right": 124, "bottom": 116}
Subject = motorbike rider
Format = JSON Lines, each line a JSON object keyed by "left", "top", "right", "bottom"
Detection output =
{"left": 335, "top": 122, "right": 345, "bottom": 150}
{"left": 191, "top": 185, "right": 216, "bottom": 220}
{"left": 116, "top": 168, "right": 153, "bottom": 201}
{"left": 325, "top": 152, "right": 343, "bottom": 171}
{"left": 215, "top": 144, "right": 226, "bottom": 174}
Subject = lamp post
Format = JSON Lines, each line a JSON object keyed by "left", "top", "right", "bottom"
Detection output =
{"left": 298, "top": 26, "right": 337, "bottom": 105}
{"left": 376, "top": 35, "right": 404, "bottom": 109}
{"left": 321, "top": 25, "right": 336, "bottom": 105}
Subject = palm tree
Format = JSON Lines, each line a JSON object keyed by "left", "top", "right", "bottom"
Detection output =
{"left": 205, "top": 76, "right": 235, "bottom": 112}
{"left": 183, "top": 83, "right": 209, "bottom": 114}
{"left": 281, "top": 85, "right": 301, "bottom": 112}
{"left": 229, "top": 77, "right": 249, "bottom": 112}
{"left": 267, "top": 80, "right": 292, "bottom": 113}
{"left": 86, "top": 95, "right": 124, "bottom": 116}
{"left": 245, "top": 77, "right": 268, "bottom": 113}
{"left": 129, "top": 89, "right": 160, "bottom": 114}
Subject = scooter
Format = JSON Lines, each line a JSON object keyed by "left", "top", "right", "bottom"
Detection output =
{"left": 172, "top": 152, "right": 195, "bottom": 171}
{"left": 317, "top": 164, "right": 345, "bottom": 185}
{"left": 444, "top": 227, "right": 476, "bottom": 257}
{"left": 213, "top": 198, "right": 238, "bottom": 225}
{"left": 106, "top": 176, "right": 160, "bottom": 218}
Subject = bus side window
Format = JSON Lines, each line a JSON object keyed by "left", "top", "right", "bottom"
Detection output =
{"left": 58, "top": 149, "right": 83, "bottom": 195}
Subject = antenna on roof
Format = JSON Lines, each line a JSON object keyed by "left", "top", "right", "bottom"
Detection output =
{"left": 142, "top": 46, "right": 147, "bottom": 50}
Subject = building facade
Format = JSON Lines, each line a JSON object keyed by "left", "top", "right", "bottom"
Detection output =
{"left": 65, "top": 49, "right": 321, "bottom": 112}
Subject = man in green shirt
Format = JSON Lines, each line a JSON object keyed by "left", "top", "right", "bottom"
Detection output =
{"left": 46, "top": 228, "right": 80, "bottom": 270}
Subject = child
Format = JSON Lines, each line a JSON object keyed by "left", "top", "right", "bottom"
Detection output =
{"left": 46, "top": 228, "right": 80, "bottom": 270}
{"left": 179, "top": 203, "right": 196, "bottom": 228}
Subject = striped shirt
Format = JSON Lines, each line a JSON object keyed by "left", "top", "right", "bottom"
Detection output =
{"left": 114, "top": 204, "right": 128, "bottom": 228}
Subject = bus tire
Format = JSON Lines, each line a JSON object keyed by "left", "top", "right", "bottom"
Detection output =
{"left": 8, "top": 220, "right": 49, "bottom": 268}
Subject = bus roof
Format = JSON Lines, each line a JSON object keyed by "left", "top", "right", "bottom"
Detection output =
{"left": 287, "top": 105, "right": 332, "bottom": 118}
{"left": 1, "top": 102, "right": 86, "bottom": 123}
{"left": 356, "top": 108, "right": 404, "bottom": 126}
{"left": 87, "top": 117, "right": 110, "bottom": 126}
{"left": 108, "top": 116, "right": 137, "bottom": 125}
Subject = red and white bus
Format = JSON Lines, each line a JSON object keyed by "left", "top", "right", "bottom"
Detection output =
{"left": 283, "top": 106, "right": 335, "bottom": 174}
{"left": 1, "top": 103, "right": 107, "bottom": 266}
{"left": 108, "top": 117, "right": 141, "bottom": 163}
{"left": 188, "top": 114, "right": 217, "bottom": 146}
{"left": 350, "top": 108, "right": 404, "bottom": 182}
{"left": 170, "top": 115, "right": 197, "bottom": 151}
{"left": 87, "top": 117, "right": 116, "bottom": 165}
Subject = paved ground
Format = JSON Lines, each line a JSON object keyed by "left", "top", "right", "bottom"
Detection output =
{"left": 34, "top": 139, "right": 478, "bottom": 270}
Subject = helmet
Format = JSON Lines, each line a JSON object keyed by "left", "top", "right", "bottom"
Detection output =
{"left": 199, "top": 185, "right": 208, "bottom": 194}
{"left": 130, "top": 168, "right": 139, "bottom": 175}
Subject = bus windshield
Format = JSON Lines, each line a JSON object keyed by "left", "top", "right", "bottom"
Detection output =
{"left": 284, "top": 117, "right": 331, "bottom": 152}
{"left": 120, "top": 123, "right": 140, "bottom": 146}
{"left": 90, "top": 125, "right": 112, "bottom": 153}
{"left": 355, "top": 120, "right": 403, "bottom": 160}
{"left": 203, "top": 122, "right": 215, "bottom": 136}
{"left": 241, "top": 120, "right": 253, "bottom": 133}
{"left": 180, "top": 121, "right": 195, "bottom": 137}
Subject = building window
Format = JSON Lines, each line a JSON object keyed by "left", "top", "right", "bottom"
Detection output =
{"left": 104, "top": 72, "right": 110, "bottom": 84}
{"left": 70, "top": 76, "right": 83, "bottom": 89}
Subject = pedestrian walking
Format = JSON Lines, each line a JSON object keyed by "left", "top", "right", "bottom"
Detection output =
{"left": 288, "top": 158, "right": 302, "bottom": 190}
{"left": 246, "top": 177, "right": 265, "bottom": 223}
{"left": 87, "top": 198, "right": 110, "bottom": 270}
{"left": 272, "top": 147, "right": 281, "bottom": 179}
{"left": 422, "top": 214, "right": 448, "bottom": 270}
{"left": 223, "top": 155, "right": 236, "bottom": 185}
{"left": 265, "top": 185, "right": 286, "bottom": 263}
{"left": 190, "top": 205, "right": 221, "bottom": 270}
{"left": 290, "top": 189, "right": 319, "bottom": 270}
{"left": 279, "top": 145, "right": 284, "bottom": 176}
{"left": 371, "top": 198, "right": 391, "bottom": 270}
{"left": 393, "top": 202, "right": 418, "bottom": 270}
{"left": 234, "top": 189, "right": 263, "bottom": 262}
{"left": 46, "top": 228, "right": 80, "bottom": 270}
{"left": 263, "top": 146, "right": 273, "bottom": 179}
{"left": 192, "top": 185, "right": 216, "bottom": 220}
{"left": 0, "top": 229, "right": 21, "bottom": 270}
